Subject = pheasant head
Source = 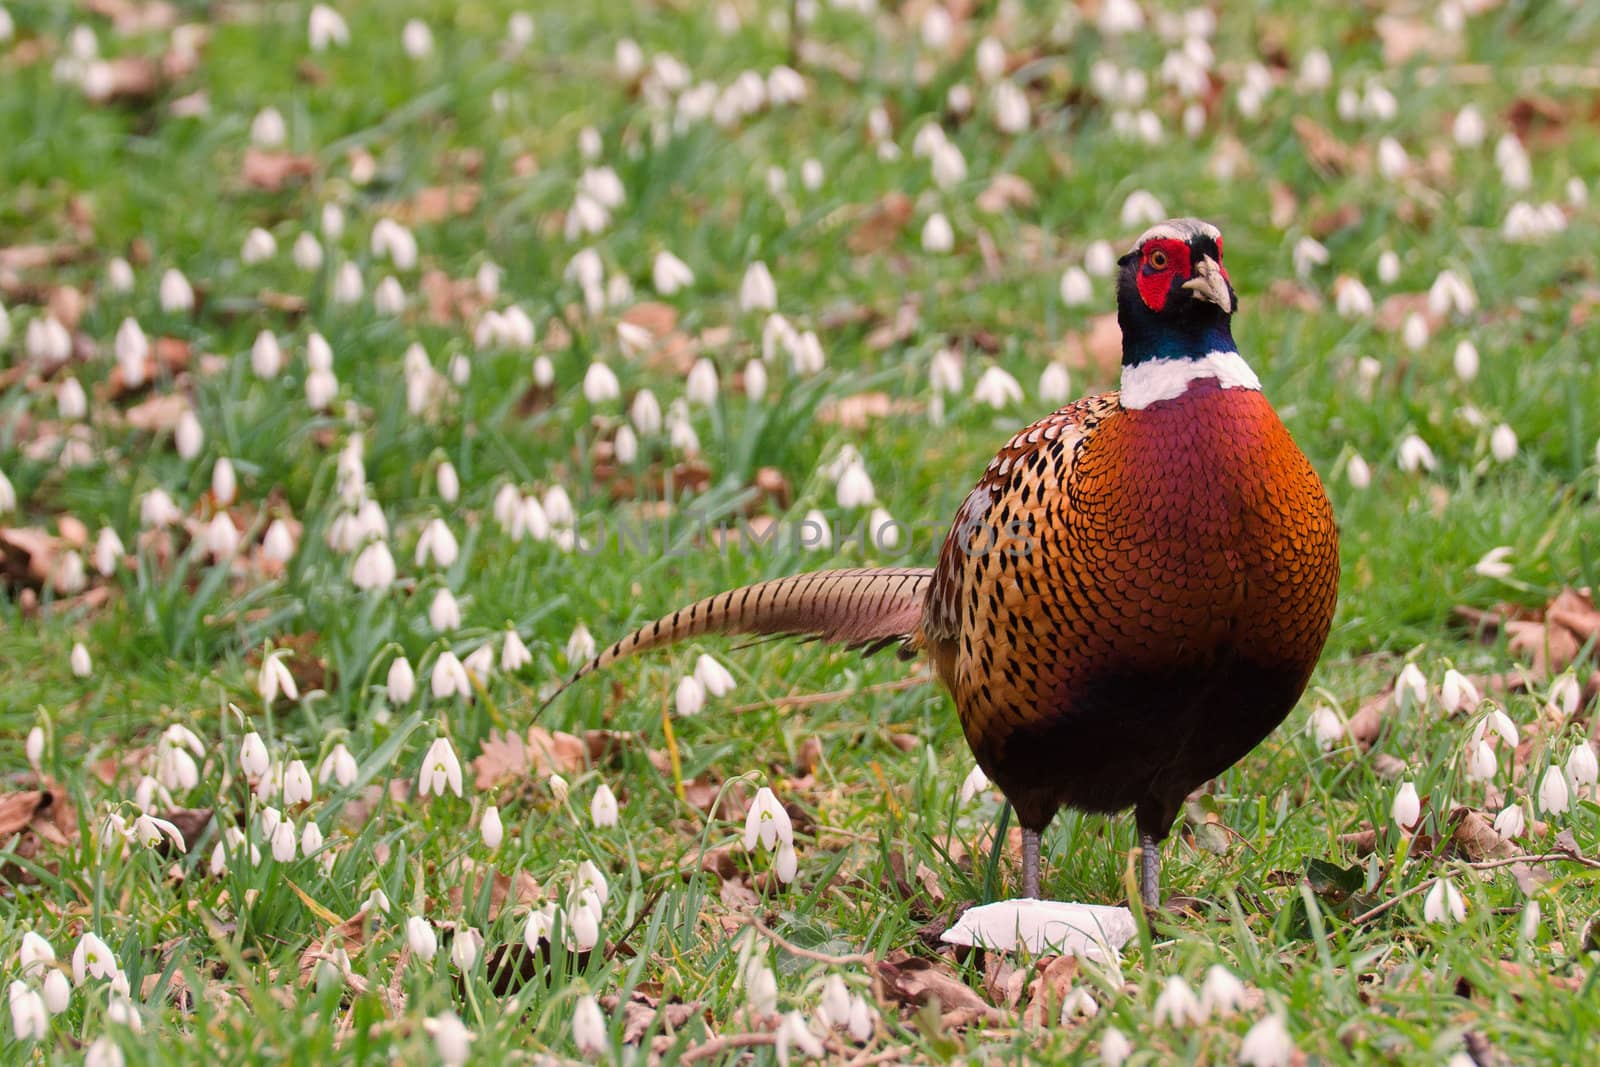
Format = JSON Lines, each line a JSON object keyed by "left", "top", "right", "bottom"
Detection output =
{"left": 1115, "top": 218, "right": 1256, "bottom": 410}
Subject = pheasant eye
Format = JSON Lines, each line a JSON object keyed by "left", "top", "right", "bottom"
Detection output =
{"left": 1148, "top": 249, "right": 1168, "bottom": 270}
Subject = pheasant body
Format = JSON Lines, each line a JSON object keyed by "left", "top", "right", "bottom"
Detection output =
{"left": 548, "top": 219, "right": 1339, "bottom": 905}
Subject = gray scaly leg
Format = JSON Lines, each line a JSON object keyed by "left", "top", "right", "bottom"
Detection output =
{"left": 1021, "top": 828, "right": 1041, "bottom": 899}
{"left": 1140, "top": 832, "right": 1161, "bottom": 910}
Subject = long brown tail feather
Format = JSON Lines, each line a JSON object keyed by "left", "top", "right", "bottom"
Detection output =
{"left": 539, "top": 567, "right": 933, "bottom": 714}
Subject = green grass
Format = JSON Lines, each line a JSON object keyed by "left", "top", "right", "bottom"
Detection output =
{"left": 2, "top": 0, "right": 1599, "bottom": 1063}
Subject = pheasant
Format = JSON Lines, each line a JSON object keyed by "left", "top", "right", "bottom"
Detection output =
{"left": 549, "top": 219, "right": 1340, "bottom": 908}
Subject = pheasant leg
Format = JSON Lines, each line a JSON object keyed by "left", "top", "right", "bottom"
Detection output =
{"left": 1140, "top": 833, "right": 1160, "bottom": 910}
{"left": 1021, "top": 828, "right": 1041, "bottom": 899}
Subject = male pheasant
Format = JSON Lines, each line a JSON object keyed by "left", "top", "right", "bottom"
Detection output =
{"left": 549, "top": 219, "right": 1339, "bottom": 908}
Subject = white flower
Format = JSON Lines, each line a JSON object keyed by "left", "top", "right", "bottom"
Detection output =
{"left": 240, "top": 732, "right": 271, "bottom": 778}
{"left": 743, "top": 786, "right": 793, "bottom": 851}
{"left": 259, "top": 649, "right": 299, "bottom": 704}
{"left": 1391, "top": 781, "right": 1421, "bottom": 831}
{"left": 1453, "top": 340, "right": 1480, "bottom": 382}
{"left": 589, "top": 783, "right": 620, "bottom": 828}
{"left": 159, "top": 269, "right": 194, "bottom": 313}
{"left": 1292, "top": 237, "right": 1329, "bottom": 279}
{"left": 500, "top": 629, "right": 532, "bottom": 672}
{"left": 282, "top": 759, "right": 314, "bottom": 805}
{"left": 24, "top": 726, "right": 43, "bottom": 772}
{"left": 922, "top": 212, "right": 954, "bottom": 253}
{"left": 402, "top": 18, "right": 433, "bottom": 58}
{"left": 479, "top": 805, "right": 504, "bottom": 850}
{"left": 818, "top": 975, "right": 851, "bottom": 1029}
{"left": 1423, "top": 877, "right": 1466, "bottom": 924}
{"left": 1199, "top": 965, "right": 1246, "bottom": 1017}
{"left": 686, "top": 358, "right": 720, "bottom": 406}
{"left": 1334, "top": 276, "right": 1374, "bottom": 318}
{"left": 1396, "top": 433, "right": 1436, "bottom": 474}
{"left": 930, "top": 141, "right": 966, "bottom": 188}
{"left": 1059, "top": 266, "right": 1093, "bottom": 307}
{"left": 9, "top": 981, "right": 47, "bottom": 1041}
{"left": 973, "top": 365, "right": 1023, "bottom": 408}
{"left": 694, "top": 654, "right": 735, "bottom": 697}
{"left": 332, "top": 261, "right": 363, "bottom": 304}
{"left": 1566, "top": 742, "right": 1598, "bottom": 791}
{"left": 25, "top": 315, "right": 71, "bottom": 366}
{"left": 71, "top": 932, "right": 118, "bottom": 986}
{"left": 350, "top": 540, "right": 396, "bottom": 591}
{"left": 1100, "top": 1026, "right": 1133, "bottom": 1066}
{"left": 1453, "top": 105, "right": 1485, "bottom": 147}
{"left": 582, "top": 361, "right": 620, "bottom": 403}
{"left": 250, "top": 330, "right": 284, "bottom": 379}
{"left": 742, "top": 957, "right": 779, "bottom": 1015}
{"left": 1550, "top": 673, "right": 1581, "bottom": 716}
{"left": 652, "top": 250, "right": 695, "bottom": 295}
{"left": 566, "top": 623, "right": 596, "bottom": 663}
{"left": 1490, "top": 424, "right": 1518, "bottom": 463}
{"left": 975, "top": 37, "right": 1006, "bottom": 82}
{"left": 1152, "top": 975, "right": 1204, "bottom": 1027}
{"left": 372, "top": 276, "right": 405, "bottom": 315}
{"left": 308, "top": 5, "right": 349, "bottom": 50}
{"left": 448, "top": 927, "right": 484, "bottom": 973}
{"left": 427, "top": 589, "right": 463, "bottom": 632}
{"left": 991, "top": 81, "right": 1031, "bottom": 134}
{"left": 419, "top": 737, "right": 464, "bottom": 798}
{"left": 1473, "top": 546, "right": 1514, "bottom": 580}
{"left": 1538, "top": 765, "right": 1569, "bottom": 814}
{"left": 776, "top": 1010, "right": 824, "bottom": 1064}
{"left": 1120, "top": 191, "right": 1166, "bottom": 229}
{"left": 406, "top": 915, "right": 438, "bottom": 961}
{"left": 57, "top": 377, "right": 87, "bottom": 420}
{"left": 1239, "top": 1011, "right": 1295, "bottom": 1067}
{"left": 250, "top": 106, "right": 286, "bottom": 147}
{"left": 41, "top": 970, "right": 69, "bottom": 1015}
{"left": 1036, "top": 362, "right": 1073, "bottom": 405}
{"left": 1520, "top": 900, "right": 1541, "bottom": 941}
{"left": 739, "top": 262, "right": 778, "bottom": 312}
{"left": 18, "top": 933, "right": 55, "bottom": 978}
{"left": 675, "top": 674, "right": 706, "bottom": 717}
{"left": 1440, "top": 669, "right": 1480, "bottom": 714}
{"left": 0, "top": 469, "right": 12, "bottom": 516}
{"left": 835, "top": 461, "right": 875, "bottom": 508}
{"left": 548, "top": 774, "right": 569, "bottom": 804}
{"left": 270, "top": 817, "right": 296, "bottom": 862}
{"left": 1084, "top": 239, "right": 1117, "bottom": 277}
{"left": 800, "top": 158, "right": 824, "bottom": 191}
{"left": 68, "top": 641, "right": 92, "bottom": 678}
{"left": 1463, "top": 740, "right": 1497, "bottom": 781}
{"left": 774, "top": 841, "right": 798, "bottom": 883}
{"left": 424, "top": 1011, "right": 474, "bottom": 1066}
{"left": 959, "top": 764, "right": 990, "bottom": 803}
{"left": 319, "top": 743, "right": 358, "bottom": 787}
{"left": 173, "top": 409, "right": 204, "bottom": 459}
{"left": 1492, "top": 803, "right": 1526, "bottom": 840}
{"left": 106, "top": 257, "right": 134, "bottom": 291}
{"left": 572, "top": 994, "right": 608, "bottom": 1055}
{"left": 414, "top": 518, "right": 459, "bottom": 569}
{"left": 241, "top": 227, "right": 276, "bottom": 265}
{"left": 1377, "top": 249, "right": 1401, "bottom": 284}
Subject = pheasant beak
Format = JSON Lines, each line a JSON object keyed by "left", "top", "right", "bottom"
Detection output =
{"left": 1182, "top": 255, "right": 1233, "bottom": 314}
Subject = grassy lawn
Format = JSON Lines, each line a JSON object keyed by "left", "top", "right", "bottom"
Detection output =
{"left": 2, "top": 0, "right": 1598, "bottom": 1062}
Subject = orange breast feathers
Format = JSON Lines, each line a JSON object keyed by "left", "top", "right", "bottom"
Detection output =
{"left": 922, "top": 383, "right": 1338, "bottom": 740}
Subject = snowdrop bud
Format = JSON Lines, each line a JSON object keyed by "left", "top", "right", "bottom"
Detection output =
{"left": 959, "top": 764, "right": 990, "bottom": 803}
{"left": 1490, "top": 424, "right": 1518, "bottom": 463}
{"left": 686, "top": 358, "right": 719, "bottom": 406}
{"left": 572, "top": 995, "right": 608, "bottom": 1055}
{"left": 801, "top": 158, "right": 824, "bottom": 190}
{"left": 351, "top": 541, "right": 396, "bottom": 591}
{"left": 159, "top": 269, "right": 194, "bottom": 313}
{"left": 1376, "top": 137, "right": 1408, "bottom": 180}
{"left": 10, "top": 981, "right": 48, "bottom": 1040}
{"left": 428, "top": 588, "right": 462, "bottom": 632}
{"left": 1463, "top": 741, "right": 1497, "bottom": 781}
{"left": 973, "top": 365, "right": 1024, "bottom": 408}
{"left": 1338, "top": 451, "right": 1371, "bottom": 491}
{"left": 387, "top": 656, "right": 416, "bottom": 703}
{"left": 548, "top": 773, "right": 569, "bottom": 804}
{"left": 591, "top": 783, "right": 619, "bottom": 827}
{"left": 106, "top": 257, "right": 134, "bottom": 292}
{"left": 250, "top": 106, "right": 286, "bottom": 148}
{"left": 240, "top": 732, "right": 270, "bottom": 778}
{"left": 18, "top": 932, "right": 54, "bottom": 979}
{"left": 695, "top": 654, "right": 735, "bottom": 697}
{"left": 1423, "top": 877, "right": 1466, "bottom": 924}
{"left": 251, "top": 331, "right": 283, "bottom": 379}
{"left": 922, "top": 212, "right": 954, "bottom": 253}
{"left": 1100, "top": 1026, "right": 1132, "bottom": 1066}
{"left": 676, "top": 674, "right": 706, "bottom": 717}
{"left": 743, "top": 957, "right": 779, "bottom": 1015}
{"left": 282, "top": 759, "right": 313, "bottom": 805}
{"left": 1152, "top": 975, "right": 1203, "bottom": 1027}
{"left": 1084, "top": 239, "right": 1117, "bottom": 277}
{"left": 1441, "top": 669, "right": 1480, "bottom": 713}
{"left": 266, "top": 817, "right": 295, "bottom": 862}
{"left": 418, "top": 736, "right": 464, "bottom": 797}
{"left": 1391, "top": 780, "right": 1421, "bottom": 830}
{"left": 1566, "top": 742, "right": 1598, "bottom": 791}
{"left": 583, "top": 361, "right": 620, "bottom": 403}
{"left": 565, "top": 623, "right": 596, "bottom": 663}
{"left": 613, "top": 425, "right": 638, "bottom": 464}
{"left": 319, "top": 743, "right": 358, "bottom": 787}
{"left": 480, "top": 805, "right": 504, "bottom": 849}
{"left": 25, "top": 726, "right": 43, "bottom": 772}
{"left": 1239, "top": 1011, "right": 1295, "bottom": 1067}
{"left": 290, "top": 232, "right": 324, "bottom": 273}
{"left": 206, "top": 456, "right": 237, "bottom": 506}
{"left": 1334, "top": 277, "right": 1374, "bottom": 318}
{"left": 739, "top": 262, "right": 778, "bottom": 312}
{"left": 41, "top": 969, "right": 69, "bottom": 1015}
{"left": 406, "top": 916, "right": 438, "bottom": 961}
{"left": 1453, "top": 105, "right": 1485, "bottom": 147}
{"left": 1493, "top": 803, "right": 1526, "bottom": 840}
{"left": 500, "top": 629, "right": 531, "bottom": 673}
{"left": 332, "top": 261, "right": 363, "bottom": 304}
{"left": 1199, "top": 965, "right": 1246, "bottom": 1017}
{"left": 975, "top": 37, "right": 1006, "bottom": 82}
{"left": 991, "top": 82, "right": 1030, "bottom": 134}
{"left": 920, "top": 5, "right": 952, "bottom": 48}
{"left": 1377, "top": 250, "right": 1401, "bottom": 284}
{"left": 57, "top": 377, "right": 87, "bottom": 420}
{"left": 1397, "top": 434, "right": 1436, "bottom": 474}
{"left": 1519, "top": 899, "right": 1541, "bottom": 940}
{"left": 1453, "top": 340, "right": 1479, "bottom": 382}
{"left": 1551, "top": 673, "right": 1581, "bottom": 716}
{"left": 372, "top": 276, "right": 405, "bottom": 315}
{"left": 204, "top": 512, "right": 239, "bottom": 559}
{"left": 1539, "top": 765, "right": 1569, "bottom": 814}
{"left": 1059, "top": 266, "right": 1093, "bottom": 307}
{"left": 241, "top": 227, "right": 276, "bottom": 264}
{"left": 1038, "top": 362, "right": 1072, "bottom": 405}
{"left": 402, "top": 18, "right": 433, "bottom": 58}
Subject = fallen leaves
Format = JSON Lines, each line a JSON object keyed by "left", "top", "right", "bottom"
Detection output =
{"left": 0, "top": 784, "right": 77, "bottom": 886}
{"left": 875, "top": 949, "right": 1004, "bottom": 1028}
{"left": 470, "top": 725, "right": 649, "bottom": 791}
{"left": 847, "top": 192, "right": 914, "bottom": 255}
{"left": 1456, "top": 587, "right": 1600, "bottom": 678}
{"left": 241, "top": 149, "right": 317, "bottom": 192}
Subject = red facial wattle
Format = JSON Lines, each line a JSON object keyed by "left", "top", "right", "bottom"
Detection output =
{"left": 1135, "top": 238, "right": 1195, "bottom": 312}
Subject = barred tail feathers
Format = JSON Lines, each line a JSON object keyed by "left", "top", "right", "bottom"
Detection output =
{"left": 543, "top": 568, "right": 933, "bottom": 709}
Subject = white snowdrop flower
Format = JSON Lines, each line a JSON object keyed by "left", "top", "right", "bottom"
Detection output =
{"left": 249, "top": 107, "right": 287, "bottom": 150}
{"left": 493, "top": 483, "right": 523, "bottom": 529}
{"left": 801, "top": 508, "right": 832, "bottom": 551}
{"left": 447, "top": 353, "right": 470, "bottom": 386}
{"left": 611, "top": 424, "right": 638, "bottom": 465}
{"left": 930, "top": 140, "right": 967, "bottom": 189}
{"left": 71, "top": 932, "right": 118, "bottom": 987}
{"left": 258, "top": 649, "right": 299, "bottom": 704}
{"left": 24, "top": 725, "right": 43, "bottom": 772}
{"left": 241, "top": 227, "right": 276, "bottom": 265}
{"left": 308, "top": 5, "right": 349, "bottom": 50}
{"left": 1490, "top": 424, "right": 1518, "bottom": 463}
{"left": 1084, "top": 239, "right": 1117, "bottom": 277}
{"left": 973, "top": 365, "right": 1024, "bottom": 408}
{"left": 847, "top": 995, "right": 877, "bottom": 1042}
{"left": 1551, "top": 672, "right": 1581, "bottom": 716}
{"left": 565, "top": 192, "right": 610, "bottom": 240}
{"left": 545, "top": 774, "right": 569, "bottom": 807}
{"left": 742, "top": 359, "right": 768, "bottom": 401}
{"left": 93, "top": 526, "right": 126, "bottom": 577}
{"left": 695, "top": 654, "right": 735, "bottom": 697}
{"left": 132, "top": 811, "right": 186, "bottom": 852}
{"left": 1377, "top": 249, "right": 1401, "bottom": 285}
{"left": 919, "top": 4, "right": 952, "bottom": 48}
{"left": 686, "top": 358, "right": 720, "bottom": 406}
{"left": 1519, "top": 899, "right": 1541, "bottom": 941}
{"left": 496, "top": 629, "right": 530, "bottom": 674}
{"left": 332, "top": 261, "right": 363, "bottom": 304}
{"left": 301, "top": 820, "right": 325, "bottom": 861}
{"left": 206, "top": 458, "right": 237, "bottom": 509}
{"left": 611, "top": 37, "right": 645, "bottom": 81}
{"left": 1496, "top": 135, "right": 1531, "bottom": 190}
{"left": 651, "top": 249, "right": 695, "bottom": 295}
{"left": 768, "top": 65, "right": 806, "bottom": 105}
{"left": 1292, "top": 237, "right": 1329, "bottom": 279}
{"left": 1429, "top": 269, "right": 1477, "bottom": 318}
{"left": 405, "top": 915, "right": 438, "bottom": 961}
{"left": 415, "top": 519, "right": 459, "bottom": 570}
{"left": 51, "top": 549, "right": 85, "bottom": 594}
{"left": 418, "top": 737, "right": 464, "bottom": 798}
{"left": 1441, "top": 669, "right": 1480, "bottom": 713}
{"left": 428, "top": 588, "right": 462, "bottom": 632}
{"left": 776, "top": 1010, "right": 822, "bottom": 1062}
{"left": 975, "top": 37, "right": 1006, "bottom": 82}
{"left": 10, "top": 981, "right": 48, "bottom": 1040}
{"left": 1493, "top": 803, "right": 1526, "bottom": 840}
{"left": 1396, "top": 433, "right": 1436, "bottom": 473}
{"left": 463, "top": 644, "right": 495, "bottom": 682}
{"left": 1566, "top": 177, "right": 1588, "bottom": 207}
{"left": 1453, "top": 104, "right": 1485, "bottom": 147}
{"left": 292, "top": 231, "right": 323, "bottom": 271}
{"left": 789, "top": 330, "right": 826, "bottom": 375}
{"left": 1502, "top": 200, "right": 1568, "bottom": 242}
{"left": 572, "top": 994, "right": 609, "bottom": 1055}
{"left": 251, "top": 330, "right": 284, "bottom": 379}
{"left": 991, "top": 81, "right": 1031, "bottom": 134}
{"left": 19, "top": 933, "right": 55, "bottom": 980}
{"left": 959, "top": 764, "right": 990, "bottom": 804}
{"left": 922, "top": 212, "right": 954, "bottom": 254}
{"left": 319, "top": 743, "right": 358, "bottom": 788}
{"left": 799, "top": 158, "right": 824, "bottom": 191}
{"left": 1239, "top": 1011, "right": 1295, "bottom": 1067}
{"left": 1463, "top": 740, "right": 1497, "bottom": 781}
{"left": 85, "top": 1037, "right": 125, "bottom": 1067}
{"left": 313, "top": 205, "right": 344, "bottom": 243}
{"left": 542, "top": 486, "right": 575, "bottom": 530}
{"left": 818, "top": 975, "right": 852, "bottom": 1030}
{"left": 1097, "top": 0, "right": 1144, "bottom": 35}
{"left": 371, "top": 276, "right": 405, "bottom": 315}
{"left": 387, "top": 656, "right": 416, "bottom": 703}
{"left": 836, "top": 462, "right": 876, "bottom": 508}
{"left": 739, "top": 262, "right": 778, "bottom": 312}
{"left": 582, "top": 361, "right": 621, "bottom": 404}
{"left": 0, "top": 469, "right": 13, "bottom": 516}
{"left": 68, "top": 641, "right": 92, "bottom": 678}
{"left": 1539, "top": 765, "right": 1569, "bottom": 814}
{"left": 239, "top": 732, "right": 271, "bottom": 779}
{"left": 566, "top": 623, "right": 596, "bottom": 663}
{"left": 163, "top": 409, "right": 202, "bottom": 465}
{"left": 579, "top": 166, "right": 626, "bottom": 211}
{"left": 301, "top": 332, "right": 334, "bottom": 374}
{"left": 1394, "top": 665, "right": 1428, "bottom": 712}
{"left": 1038, "top": 362, "right": 1072, "bottom": 405}
{"left": 590, "top": 783, "right": 620, "bottom": 828}
{"left": 282, "top": 759, "right": 314, "bottom": 805}
{"left": 106, "top": 257, "right": 135, "bottom": 292}
{"left": 1452, "top": 340, "right": 1480, "bottom": 382}
{"left": 675, "top": 674, "right": 706, "bottom": 717}
{"left": 25, "top": 315, "right": 71, "bottom": 366}
{"left": 1478, "top": 708, "right": 1518, "bottom": 749}
{"left": 1392, "top": 780, "right": 1421, "bottom": 830}
{"left": 1152, "top": 975, "right": 1204, "bottom": 1027}
{"left": 869, "top": 506, "right": 901, "bottom": 550}
{"left": 1362, "top": 80, "right": 1397, "bottom": 122}
{"left": 1298, "top": 48, "right": 1332, "bottom": 92}
{"left": 401, "top": 18, "right": 433, "bottom": 58}
{"left": 430, "top": 653, "right": 472, "bottom": 702}
{"left": 1334, "top": 276, "right": 1374, "bottom": 318}
{"left": 40, "top": 969, "right": 69, "bottom": 1016}
{"left": 351, "top": 541, "right": 396, "bottom": 591}
{"left": 930, "top": 348, "right": 963, "bottom": 395}
{"left": 1308, "top": 704, "right": 1345, "bottom": 750}
{"left": 1423, "top": 877, "right": 1466, "bottom": 924}
{"left": 744, "top": 786, "right": 793, "bottom": 851}
{"left": 1060, "top": 266, "right": 1093, "bottom": 307}
{"left": 1100, "top": 1026, "right": 1133, "bottom": 1066}
{"left": 1199, "top": 965, "right": 1246, "bottom": 1017}
{"left": 742, "top": 956, "right": 780, "bottom": 1015}
{"left": 1471, "top": 545, "right": 1514, "bottom": 580}
{"left": 157, "top": 267, "right": 193, "bottom": 313}
{"left": 1567, "top": 742, "right": 1598, "bottom": 792}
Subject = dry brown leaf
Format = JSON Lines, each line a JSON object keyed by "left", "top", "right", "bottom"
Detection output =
{"left": 864, "top": 300, "right": 922, "bottom": 352}
{"left": 981, "top": 952, "right": 1026, "bottom": 1010}
{"left": 600, "top": 992, "right": 704, "bottom": 1045}
{"left": 123, "top": 392, "right": 191, "bottom": 433}
{"left": 1346, "top": 688, "right": 1391, "bottom": 750}
{"left": 445, "top": 860, "right": 543, "bottom": 919}
{"left": 1267, "top": 280, "right": 1322, "bottom": 313}
{"left": 0, "top": 528, "right": 63, "bottom": 591}
{"left": 0, "top": 784, "right": 77, "bottom": 885}
{"left": 1456, "top": 587, "right": 1599, "bottom": 678}
{"left": 976, "top": 174, "right": 1035, "bottom": 215}
{"left": 847, "top": 192, "right": 914, "bottom": 255}
{"left": 85, "top": 56, "right": 166, "bottom": 104}
{"left": 718, "top": 874, "right": 761, "bottom": 912}
{"left": 875, "top": 949, "right": 1004, "bottom": 1026}
{"left": 472, "top": 725, "right": 592, "bottom": 790}
{"left": 241, "top": 149, "right": 317, "bottom": 192}
{"left": 391, "top": 184, "right": 481, "bottom": 226}
{"left": 1496, "top": 959, "right": 1586, "bottom": 994}
{"left": 1268, "top": 183, "right": 1298, "bottom": 230}
{"left": 1024, "top": 954, "right": 1080, "bottom": 1027}
{"left": 1449, "top": 807, "right": 1517, "bottom": 862}
{"left": 621, "top": 302, "right": 679, "bottom": 339}
{"left": 1376, "top": 15, "right": 1451, "bottom": 66}
{"left": 818, "top": 392, "right": 892, "bottom": 429}
{"left": 1293, "top": 116, "right": 1357, "bottom": 175}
